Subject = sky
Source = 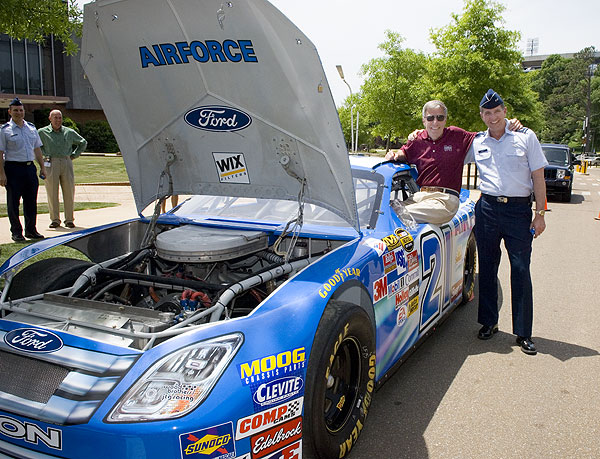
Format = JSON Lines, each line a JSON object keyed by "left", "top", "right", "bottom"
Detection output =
{"left": 77, "top": 0, "right": 599, "bottom": 106}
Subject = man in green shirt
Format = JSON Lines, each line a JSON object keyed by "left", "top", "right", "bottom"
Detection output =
{"left": 38, "top": 110, "right": 87, "bottom": 228}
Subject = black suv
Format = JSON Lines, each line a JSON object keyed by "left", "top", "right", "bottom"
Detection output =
{"left": 541, "top": 143, "right": 575, "bottom": 202}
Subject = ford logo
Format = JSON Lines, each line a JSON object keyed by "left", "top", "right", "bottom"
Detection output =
{"left": 184, "top": 105, "right": 252, "bottom": 132}
{"left": 253, "top": 376, "right": 304, "bottom": 406}
{"left": 3, "top": 328, "right": 64, "bottom": 353}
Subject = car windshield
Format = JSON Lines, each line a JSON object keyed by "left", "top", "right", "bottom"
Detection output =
{"left": 542, "top": 147, "right": 569, "bottom": 165}
{"left": 175, "top": 170, "right": 383, "bottom": 230}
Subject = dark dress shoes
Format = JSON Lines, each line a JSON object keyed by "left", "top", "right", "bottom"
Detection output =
{"left": 478, "top": 324, "right": 498, "bottom": 340}
{"left": 11, "top": 234, "right": 26, "bottom": 242}
{"left": 516, "top": 336, "right": 537, "bottom": 355}
{"left": 49, "top": 221, "right": 60, "bottom": 228}
{"left": 25, "top": 231, "right": 45, "bottom": 240}
{"left": 65, "top": 222, "right": 76, "bottom": 228}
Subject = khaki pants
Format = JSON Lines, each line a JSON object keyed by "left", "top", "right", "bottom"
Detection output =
{"left": 44, "top": 157, "right": 75, "bottom": 224}
{"left": 404, "top": 190, "right": 460, "bottom": 225}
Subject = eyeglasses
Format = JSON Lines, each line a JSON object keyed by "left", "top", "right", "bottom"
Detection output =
{"left": 425, "top": 114, "right": 446, "bottom": 122}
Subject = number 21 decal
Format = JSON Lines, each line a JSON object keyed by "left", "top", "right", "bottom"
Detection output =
{"left": 419, "top": 230, "right": 443, "bottom": 331}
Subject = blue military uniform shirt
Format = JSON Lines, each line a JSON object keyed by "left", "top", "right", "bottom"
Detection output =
{"left": 0, "top": 119, "right": 43, "bottom": 161}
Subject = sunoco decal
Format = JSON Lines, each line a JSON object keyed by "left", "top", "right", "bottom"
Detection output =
{"left": 179, "top": 422, "right": 235, "bottom": 459}
{"left": 185, "top": 106, "right": 252, "bottom": 132}
{"left": 213, "top": 152, "right": 250, "bottom": 184}
{"left": 236, "top": 397, "right": 304, "bottom": 440}
{"left": 4, "top": 328, "right": 63, "bottom": 353}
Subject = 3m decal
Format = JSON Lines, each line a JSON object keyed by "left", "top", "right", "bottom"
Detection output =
{"left": 236, "top": 398, "right": 303, "bottom": 440}
{"left": 179, "top": 422, "right": 235, "bottom": 459}
{"left": 252, "top": 377, "right": 304, "bottom": 407}
{"left": 372, "top": 276, "right": 387, "bottom": 303}
{"left": 186, "top": 106, "right": 252, "bottom": 132}
{"left": 239, "top": 348, "right": 306, "bottom": 386}
{"left": 213, "top": 152, "right": 250, "bottom": 184}
{"left": 0, "top": 416, "right": 62, "bottom": 450}
{"left": 140, "top": 40, "right": 257, "bottom": 68}
{"left": 250, "top": 417, "right": 302, "bottom": 458}
{"left": 4, "top": 328, "right": 63, "bottom": 354}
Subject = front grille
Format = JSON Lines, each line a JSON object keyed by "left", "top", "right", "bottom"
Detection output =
{"left": 0, "top": 351, "right": 68, "bottom": 403}
{"left": 544, "top": 169, "right": 557, "bottom": 179}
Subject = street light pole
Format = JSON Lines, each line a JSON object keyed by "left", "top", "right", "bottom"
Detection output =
{"left": 585, "top": 63, "right": 597, "bottom": 154}
{"left": 336, "top": 65, "right": 356, "bottom": 153}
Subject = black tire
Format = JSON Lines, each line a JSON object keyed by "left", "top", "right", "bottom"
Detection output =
{"left": 303, "top": 301, "right": 376, "bottom": 459}
{"left": 462, "top": 232, "right": 476, "bottom": 304}
{"left": 562, "top": 188, "right": 572, "bottom": 202}
{"left": 8, "top": 257, "right": 93, "bottom": 300}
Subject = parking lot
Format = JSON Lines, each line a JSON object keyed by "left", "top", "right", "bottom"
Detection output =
{"left": 350, "top": 167, "right": 600, "bottom": 458}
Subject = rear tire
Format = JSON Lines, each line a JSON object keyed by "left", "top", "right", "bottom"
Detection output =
{"left": 462, "top": 233, "right": 476, "bottom": 304}
{"left": 8, "top": 257, "right": 93, "bottom": 300}
{"left": 303, "top": 301, "right": 376, "bottom": 459}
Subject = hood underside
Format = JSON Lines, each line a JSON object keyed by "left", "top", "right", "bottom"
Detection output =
{"left": 81, "top": 0, "right": 358, "bottom": 229}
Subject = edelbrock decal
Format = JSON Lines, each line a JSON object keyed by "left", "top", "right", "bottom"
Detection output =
{"left": 184, "top": 106, "right": 252, "bottom": 132}
{"left": 4, "top": 328, "right": 64, "bottom": 353}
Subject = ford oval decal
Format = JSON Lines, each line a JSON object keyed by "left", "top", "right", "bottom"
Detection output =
{"left": 184, "top": 105, "right": 252, "bottom": 132}
{"left": 4, "top": 328, "right": 64, "bottom": 353}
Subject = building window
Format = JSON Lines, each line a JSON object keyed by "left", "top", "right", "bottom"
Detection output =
{"left": 0, "top": 35, "right": 13, "bottom": 93}
{"left": 27, "top": 41, "right": 42, "bottom": 95}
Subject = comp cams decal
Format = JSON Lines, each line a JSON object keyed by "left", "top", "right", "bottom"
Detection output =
{"left": 213, "top": 152, "right": 250, "bottom": 184}
{"left": 236, "top": 398, "right": 303, "bottom": 440}
{"left": 3, "top": 328, "right": 64, "bottom": 353}
{"left": 140, "top": 40, "right": 258, "bottom": 68}
{"left": 179, "top": 422, "right": 235, "bottom": 459}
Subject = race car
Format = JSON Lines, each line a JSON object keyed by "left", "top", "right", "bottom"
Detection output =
{"left": 0, "top": 1, "right": 476, "bottom": 458}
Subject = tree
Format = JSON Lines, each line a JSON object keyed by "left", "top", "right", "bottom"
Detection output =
{"left": 0, "top": 0, "right": 83, "bottom": 55}
{"left": 530, "top": 47, "right": 599, "bottom": 146}
{"left": 426, "top": 0, "right": 543, "bottom": 132}
{"left": 360, "top": 30, "right": 428, "bottom": 151}
{"left": 337, "top": 93, "right": 375, "bottom": 152}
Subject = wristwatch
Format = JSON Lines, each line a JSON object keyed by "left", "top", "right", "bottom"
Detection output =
{"left": 536, "top": 210, "right": 546, "bottom": 216}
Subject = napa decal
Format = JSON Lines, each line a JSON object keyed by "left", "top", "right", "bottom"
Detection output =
{"left": 179, "top": 422, "right": 235, "bottom": 459}
{"left": 239, "top": 348, "right": 306, "bottom": 386}
{"left": 0, "top": 415, "right": 62, "bottom": 450}
{"left": 4, "top": 328, "right": 63, "bottom": 353}
{"left": 140, "top": 39, "right": 258, "bottom": 68}
{"left": 318, "top": 267, "right": 361, "bottom": 299}
{"left": 185, "top": 106, "right": 252, "bottom": 132}
{"left": 236, "top": 397, "right": 304, "bottom": 440}
{"left": 213, "top": 152, "right": 250, "bottom": 184}
{"left": 252, "top": 376, "right": 304, "bottom": 407}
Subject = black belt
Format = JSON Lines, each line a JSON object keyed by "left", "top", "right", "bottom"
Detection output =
{"left": 4, "top": 161, "right": 33, "bottom": 166}
{"left": 482, "top": 193, "right": 531, "bottom": 204}
{"left": 420, "top": 186, "right": 460, "bottom": 198}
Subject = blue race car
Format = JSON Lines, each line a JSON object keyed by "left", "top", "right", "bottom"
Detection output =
{"left": 0, "top": 1, "right": 476, "bottom": 458}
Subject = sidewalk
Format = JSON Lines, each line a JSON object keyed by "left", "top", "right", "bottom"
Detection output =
{"left": 0, "top": 185, "right": 140, "bottom": 245}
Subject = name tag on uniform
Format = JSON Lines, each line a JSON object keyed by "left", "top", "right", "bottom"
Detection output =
{"left": 44, "top": 161, "right": 51, "bottom": 167}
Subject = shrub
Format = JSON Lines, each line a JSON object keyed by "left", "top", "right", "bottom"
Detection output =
{"left": 32, "top": 109, "right": 80, "bottom": 133}
{"left": 79, "top": 120, "right": 119, "bottom": 153}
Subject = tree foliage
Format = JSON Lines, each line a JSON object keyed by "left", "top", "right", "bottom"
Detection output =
{"left": 426, "top": 0, "right": 543, "bottom": 132}
{"left": 0, "top": 0, "right": 83, "bottom": 55}
{"left": 359, "top": 31, "right": 428, "bottom": 151}
{"left": 530, "top": 47, "right": 599, "bottom": 147}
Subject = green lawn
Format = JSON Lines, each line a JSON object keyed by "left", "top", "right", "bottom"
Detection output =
{"left": 72, "top": 155, "right": 129, "bottom": 184}
{"left": 0, "top": 201, "right": 118, "bottom": 218}
{"left": 0, "top": 242, "right": 90, "bottom": 275}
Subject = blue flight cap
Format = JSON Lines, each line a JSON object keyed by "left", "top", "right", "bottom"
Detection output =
{"left": 9, "top": 97, "right": 23, "bottom": 107}
{"left": 480, "top": 89, "right": 503, "bottom": 109}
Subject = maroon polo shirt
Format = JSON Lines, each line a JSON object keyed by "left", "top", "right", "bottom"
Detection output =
{"left": 401, "top": 126, "right": 477, "bottom": 192}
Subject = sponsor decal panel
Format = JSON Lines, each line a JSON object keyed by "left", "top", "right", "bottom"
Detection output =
{"left": 394, "top": 228, "right": 415, "bottom": 252}
{"left": 388, "top": 277, "right": 405, "bottom": 297}
{"left": 213, "top": 152, "right": 250, "bottom": 184}
{"left": 361, "top": 238, "right": 386, "bottom": 257}
{"left": 382, "top": 252, "right": 397, "bottom": 275}
{"left": 394, "top": 288, "right": 409, "bottom": 310}
{"left": 180, "top": 422, "right": 235, "bottom": 459}
{"left": 407, "top": 251, "right": 419, "bottom": 273}
{"left": 382, "top": 233, "right": 401, "bottom": 252}
{"left": 250, "top": 417, "right": 302, "bottom": 459}
{"left": 396, "top": 304, "right": 407, "bottom": 326}
{"left": 185, "top": 106, "right": 252, "bottom": 132}
{"left": 406, "top": 270, "right": 419, "bottom": 284}
{"left": 0, "top": 415, "right": 62, "bottom": 450}
{"left": 3, "top": 328, "right": 63, "bottom": 353}
{"left": 236, "top": 398, "right": 303, "bottom": 440}
{"left": 372, "top": 276, "right": 388, "bottom": 303}
{"left": 239, "top": 348, "right": 306, "bottom": 386}
{"left": 395, "top": 248, "right": 407, "bottom": 276}
{"left": 451, "top": 280, "right": 463, "bottom": 302}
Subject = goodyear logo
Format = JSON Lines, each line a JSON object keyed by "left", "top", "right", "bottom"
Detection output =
{"left": 180, "top": 422, "right": 235, "bottom": 459}
{"left": 239, "top": 348, "right": 306, "bottom": 385}
{"left": 139, "top": 40, "right": 258, "bottom": 68}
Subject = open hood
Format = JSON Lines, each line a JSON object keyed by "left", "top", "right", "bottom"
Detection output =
{"left": 81, "top": 0, "right": 358, "bottom": 229}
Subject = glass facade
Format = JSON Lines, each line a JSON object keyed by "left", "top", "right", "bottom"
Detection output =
{"left": 0, "top": 34, "right": 59, "bottom": 96}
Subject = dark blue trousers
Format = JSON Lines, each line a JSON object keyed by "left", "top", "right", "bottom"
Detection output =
{"left": 474, "top": 195, "right": 534, "bottom": 338}
{"left": 5, "top": 162, "right": 39, "bottom": 237}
